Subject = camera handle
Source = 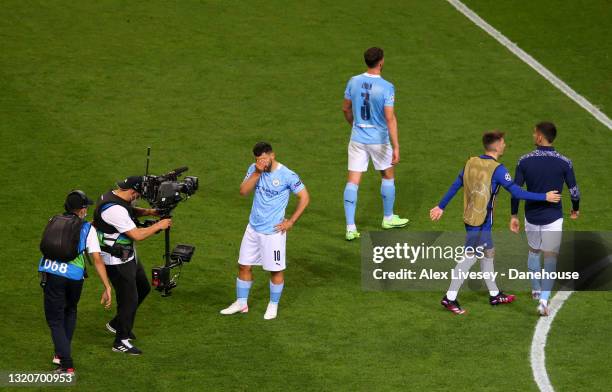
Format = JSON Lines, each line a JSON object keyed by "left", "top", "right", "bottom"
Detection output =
{"left": 158, "top": 225, "right": 174, "bottom": 297}
{"left": 159, "top": 213, "right": 173, "bottom": 268}
{"left": 164, "top": 227, "right": 171, "bottom": 268}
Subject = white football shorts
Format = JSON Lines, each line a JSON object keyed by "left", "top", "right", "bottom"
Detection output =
{"left": 238, "top": 224, "right": 286, "bottom": 271}
{"left": 348, "top": 141, "right": 393, "bottom": 172}
{"left": 525, "top": 218, "right": 563, "bottom": 253}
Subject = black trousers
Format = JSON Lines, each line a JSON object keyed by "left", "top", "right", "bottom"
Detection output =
{"left": 105, "top": 259, "right": 150, "bottom": 342}
{"left": 43, "top": 273, "right": 84, "bottom": 369}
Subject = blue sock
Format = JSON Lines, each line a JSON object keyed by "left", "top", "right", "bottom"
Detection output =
{"left": 527, "top": 251, "right": 542, "bottom": 292}
{"left": 269, "top": 281, "right": 284, "bottom": 304}
{"left": 381, "top": 178, "right": 395, "bottom": 218}
{"left": 541, "top": 255, "right": 557, "bottom": 301}
{"left": 344, "top": 183, "right": 358, "bottom": 227}
{"left": 236, "top": 278, "right": 252, "bottom": 305}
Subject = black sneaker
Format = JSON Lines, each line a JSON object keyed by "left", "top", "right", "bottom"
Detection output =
{"left": 440, "top": 296, "right": 466, "bottom": 315}
{"left": 489, "top": 291, "right": 516, "bottom": 305}
{"left": 106, "top": 322, "right": 136, "bottom": 340}
{"left": 112, "top": 340, "right": 142, "bottom": 355}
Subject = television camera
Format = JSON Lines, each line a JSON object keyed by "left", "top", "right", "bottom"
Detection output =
{"left": 139, "top": 147, "right": 199, "bottom": 296}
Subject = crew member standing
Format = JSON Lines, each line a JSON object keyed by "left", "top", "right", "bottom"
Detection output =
{"left": 40, "top": 190, "right": 112, "bottom": 373}
{"left": 93, "top": 176, "right": 171, "bottom": 355}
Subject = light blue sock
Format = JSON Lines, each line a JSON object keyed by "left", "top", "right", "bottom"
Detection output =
{"left": 236, "top": 278, "right": 252, "bottom": 305}
{"left": 269, "top": 281, "right": 284, "bottom": 304}
{"left": 344, "top": 183, "right": 358, "bottom": 226}
{"left": 527, "top": 251, "right": 542, "bottom": 292}
{"left": 381, "top": 178, "right": 395, "bottom": 218}
{"left": 541, "top": 255, "right": 557, "bottom": 301}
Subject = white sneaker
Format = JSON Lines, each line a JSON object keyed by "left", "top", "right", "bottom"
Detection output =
{"left": 220, "top": 300, "right": 248, "bottom": 315}
{"left": 263, "top": 302, "right": 278, "bottom": 320}
{"left": 537, "top": 301, "right": 549, "bottom": 316}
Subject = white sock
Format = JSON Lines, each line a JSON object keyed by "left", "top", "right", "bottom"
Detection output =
{"left": 384, "top": 215, "right": 393, "bottom": 221}
{"left": 347, "top": 224, "right": 357, "bottom": 231}
{"left": 237, "top": 298, "right": 247, "bottom": 306}
{"left": 446, "top": 255, "right": 477, "bottom": 301}
{"left": 480, "top": 257, "right": 499, "bottom": 296}
{"left": 540, "top": 299, "right": 548, "bottom": 306}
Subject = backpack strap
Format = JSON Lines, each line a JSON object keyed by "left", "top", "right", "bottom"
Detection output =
{"left": 78, "top": 221, "right": 92, "bottom": 254}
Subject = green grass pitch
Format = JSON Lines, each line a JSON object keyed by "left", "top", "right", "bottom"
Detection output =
{"left": 0, "top": 1, "right": 610, "bottom": 391}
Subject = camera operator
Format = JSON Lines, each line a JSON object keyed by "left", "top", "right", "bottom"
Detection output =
{"left": 93, "top": 176, "right": 172, "bottom": 355}
{"left": 39, "top": 190, "right": 112, "bottom": 373}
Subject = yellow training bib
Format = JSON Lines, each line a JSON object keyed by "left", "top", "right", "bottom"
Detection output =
{"left": 463, "top": 157, "right": 500, "bottom": 226}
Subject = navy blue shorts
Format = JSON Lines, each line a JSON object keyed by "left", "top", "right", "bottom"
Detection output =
{"left": 464, "top": 223, "right": 494, "bottom": 250}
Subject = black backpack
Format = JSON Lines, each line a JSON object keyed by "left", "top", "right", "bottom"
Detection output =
{"left": 40, "top": 214, "right": 83, "bottom": 262}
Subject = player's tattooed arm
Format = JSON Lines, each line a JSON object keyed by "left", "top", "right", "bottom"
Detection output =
{"left": 384, "top": 106, "right": 399, "bottom": 164}
{"left": 275, "top": 188, "right": 310, "bottom": 233}
{"left": 342, "top": 99, "right": 353, "bottom": 126}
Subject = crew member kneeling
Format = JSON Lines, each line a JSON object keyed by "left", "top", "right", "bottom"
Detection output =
{"left": 93, "top": 176, "right": 171, "bottom": 355}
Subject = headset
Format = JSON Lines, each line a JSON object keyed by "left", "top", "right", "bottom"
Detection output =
{"left": 64, "top": 190, "right": 90, "bottom": 212}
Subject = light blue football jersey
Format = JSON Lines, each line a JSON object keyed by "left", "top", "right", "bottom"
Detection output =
{"left": 344, "top": 73, "right": 395, "bottom": 144}
{"left": 244, "top": 163, "right": 305, "bottom": 234}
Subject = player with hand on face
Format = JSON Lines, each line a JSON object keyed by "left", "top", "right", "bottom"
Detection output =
{"left": 220, "top": 142, "right": 309, "bottom": 320}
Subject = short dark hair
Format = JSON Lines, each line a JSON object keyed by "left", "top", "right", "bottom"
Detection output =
{"left": 253, "top": 142, "right": 273, "bottom": 157}
{"left": 364, "top": 47, "right": 384, "bottom": 68}
{"left": 482, "top": 130, "right": 505, "bottom": 151}
{"left": 535, "top": 121, "right": 557, "bottom": 143}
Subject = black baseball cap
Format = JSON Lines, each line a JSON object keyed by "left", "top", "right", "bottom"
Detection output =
{"left": 64, "top": 190, "right": 94, "bottom": 211}
{"left": 117, "top": 175, "right": 144, "bottom": 193}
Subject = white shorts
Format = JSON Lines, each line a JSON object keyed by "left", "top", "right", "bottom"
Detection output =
{"left": 238, "top": 224, "right": 286, "bottom": 271}
{"left": 348, "top": 141, "right": 392, "bottom": 172}
{"left": 525, "top": 218, "right": 563, "bottom": 253}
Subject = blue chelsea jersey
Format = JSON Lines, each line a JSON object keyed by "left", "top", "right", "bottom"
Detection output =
{"left": 245, "top": 163, "right": 305, "bottom": 234}
{"left": 344, "top": 73, "right": 395, "bottom": 144}
{"left": 438, "top": 155, "right": 546, "bottom": 229}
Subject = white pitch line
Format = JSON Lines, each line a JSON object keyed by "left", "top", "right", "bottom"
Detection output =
{"left": 530, "top": 254, "right": 611, "bottom": 392}
{"left": 446, "top": 0, "right": 612, "bottom": 130}
{"left": 530, "top": 290, "right": 573, "bottom": 392}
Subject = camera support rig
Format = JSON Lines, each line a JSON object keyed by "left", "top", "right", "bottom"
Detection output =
{"left": 141, "top": 147, "right": 198, "bottom": 296}
{"left": 151, "top": 226, "right": 195, "bottom": 296}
